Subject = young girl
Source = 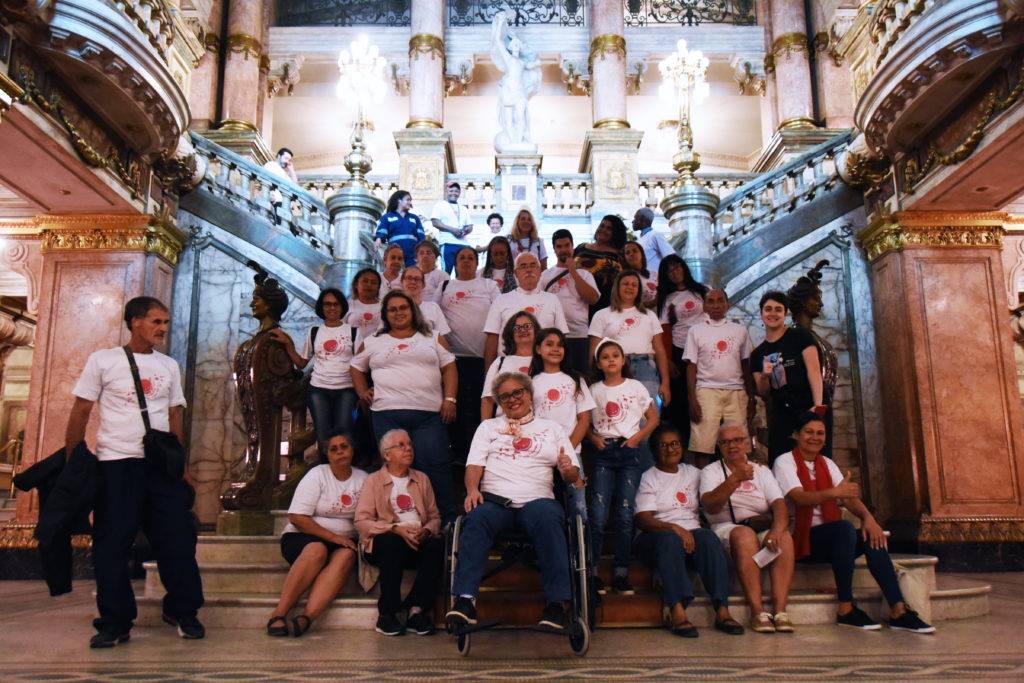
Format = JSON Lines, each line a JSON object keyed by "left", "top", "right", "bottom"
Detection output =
{"left": 530, "top": 328, "right": 596, "bottom": 524}
{"left": 380, "top": 243, "right": 405, "bottom": 294}
{"left": 479, "top": 236, "right": 517, "bottom": 293}
{"left": 480, "top": 311, "right": 539, "bottom": 419}
{"left": 415, "top": 240, "right": 449, "bottom": 305}
{"left": 587, "top": 338, "right": 659, "bottom": 595}
{"left": 622, "top": 242, "right": 658, "bottom": 309}
{"left": 345, "top": 267, "right": 382, "bottom": 339}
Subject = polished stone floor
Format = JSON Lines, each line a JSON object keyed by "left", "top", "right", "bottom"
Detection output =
{"left": 1, "top": 573, "right": 1022, "bottom": 682}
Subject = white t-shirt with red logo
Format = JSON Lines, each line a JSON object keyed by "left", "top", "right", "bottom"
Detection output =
{"left": 300, "top": 324, "right": 355, "bottom": 390}
{"left": 381, "top": 272, "right": 402, "bottom": 294}
{"left": 481, "top": 355, "right": 534, "bottom": 413}
{"left": 531, "top": 371, "right": 597, "bottom": 452}
{"left": 699, "top": 459, "right": 784, "bottom": 528}
{"left": 422, "top": 268, "right": 450, "bottom": 306}
{"left": 639, "top": 272, "right": 659, "bottom": 308}
{"left": 441, "top": 277, "right": 500, "bottom": 357}
{"left": 772, "top": 451, "right": 845, "bottom": 528}
{"left": 283, "top": 465, "right": 367, "bottom": 538}
{"left": 344, "top": 299, "right": 381, "bottom": 337}
{"left": 659, "top": 290, "right": 707, "bottom": 350}
{"left": 589, "top": 378, "right": 652, "bottom": 439}
{"left": 588, "top": 307, "right": 662, "bottom": 356}
{"left": 682, "top": 318, "right": 753, "bottom": 390}
{"left": 539, "top": 266, "right": 598, "bottom": 339}
{"left": 478, "top": 266, "right": 508, "bottom": 292}
{"left": 483, "top": 287, "right": 569, "bottom": 348}
{"left": 635, "top": 464, "right": 702, "bottom": 530}
{"left": 388, "top": 474, "right": 423, "bottom": 525}
{"left": 350, "top": 331, "right": 456, "bottom": 412}
{"left": 418, "top": 300, "right": 451, "bottom": 336}
{"left": 467, "top": 416, "right": 579, "bottom": 508}
{"left": 72, "top": 348, "right": 186, "bottom": 461}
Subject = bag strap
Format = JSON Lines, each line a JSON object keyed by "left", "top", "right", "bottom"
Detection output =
{"left": 722, "top": 459, "right": 738, "bottom": 525}
{"left": 123, "top": 346, "right": 152, "bottom": 434}
{"left": 310, "top": 326, "right": 319, "bottom": 347}
{"left": 441, "top": 279, "right": 450, "bottom": 293}
{"left": 544, "top": 270, "right": 570, "bottom": 292}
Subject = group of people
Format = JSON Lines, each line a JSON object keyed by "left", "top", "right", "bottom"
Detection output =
{"left": 64, "top": 196, "right": 932, "bottom": 650}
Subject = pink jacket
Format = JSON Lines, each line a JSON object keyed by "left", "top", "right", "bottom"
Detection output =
{"left": 354, "top": 467, "right": 441, "bottom": 551}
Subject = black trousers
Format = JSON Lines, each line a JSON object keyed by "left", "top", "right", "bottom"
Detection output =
{"left": 92, "top": 458, "right": 204, "bottom": 634}
{"left": 367, "top": 532, "right": 444, "bottom": 616}
{"left": 450, "top": 356, "right": 484, "bottom": 464}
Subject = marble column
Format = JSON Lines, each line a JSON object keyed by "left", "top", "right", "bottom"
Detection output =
{"left": 186, "top": 0, "right": 223, "bottom": 131}
{"left": 810, "top": 2, "right": 855, "bottom": 129}
{"left": 768, "top": 0, "right": 814, "bottom": 131}
{"left": 408, "top": 0, "right": 445, "bottom": 129}
{"left": 589, "top": 0, "right": 628, "bottom": 130}
{"left": 858, "top": 211, "right": 1024, "bottom": 570}
{"left": 7, "top": 216, "right": 185, "bottom": 533}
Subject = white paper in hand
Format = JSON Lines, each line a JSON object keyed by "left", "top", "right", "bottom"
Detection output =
{"left": 753, "top": 545, "right": 782, "bottom": 568}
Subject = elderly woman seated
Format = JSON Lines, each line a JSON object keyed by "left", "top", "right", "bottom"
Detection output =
{"left": 354, "top": 429, "right": 444, "bottom": 637}
{"left": 700, "top": 424, "right": 795, "bottom": 633}
{"left": 633, "top": 424, "right": 744, "bottom": 638}
{"left": 445, "top": 371, "right": 582, "bottom": 630}
{"left": 267, "top": 430, "right": 367, "bottom": 637}
{"left": 773, "top": 411, "right": 934, "bottom": 633}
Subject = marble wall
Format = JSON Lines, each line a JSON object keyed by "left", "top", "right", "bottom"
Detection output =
{"left": 171, "top": 214, "right": 321, "bottom": 525}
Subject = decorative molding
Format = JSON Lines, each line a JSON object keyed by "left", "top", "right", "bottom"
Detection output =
{"left": 919, "top": 515, "right": 1024, "bottom": 542}
{"left": 408, "top": 33, "right": 444, "bottom": 71}
{"left": 267, "top": 56, "right": 304, "bottom": 98}
{"left": 812, "top": 31, "right": 829, "bottom": 53}
{"left": 771, "top": 32, "right": 809, "bottom": 60}
{"left": 0, "top": 522, "right": 92, "bottom": 549}
{"left": 588, "top": 34, "right": 626, "bottom": 76}
{"left": 405, "top": 118, "right": 442, "bottom": 129}
{"left": 0, "top": 235, "right": 42, "bottom": 315}
{"left": 763, "top": 53, "right": 775, "bottom": 75}
{"left": 37, "top": 214, "right": 188, "bottom": 265}
{"left": 226, "top": 33, "right": 262, "bottom": 60}
{"left": 778, "top": 116, "right": 816, "bottom": 131}
{"left": 857, "top": 213, "right": 1007, "bottom": 261}
{"left": 841, "top": 150, "right": 891, "bottom": 188}
{"left": 217, "top": 118, "right": 260, "bottom": 134}
{"left": 117, "top": 0, "right": 174, "bottom": 58}
{"left": 203, "top": 32, "right": 220, "bottom": 54}
{"left": 594, "top": 118, "right": 630, "bottom": 130}
{"left": 730, "top": 56, "right": 765, "bottom": 96}
{"left": 0, "top": 71, "right": 25, "bottom": 121}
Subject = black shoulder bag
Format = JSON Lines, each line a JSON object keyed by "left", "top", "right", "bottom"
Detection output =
{"left": 723, "top": 460, "right": 773, "bottom": 533}
{"left": 123, "top": 346, "right": 186, "bottom": 481}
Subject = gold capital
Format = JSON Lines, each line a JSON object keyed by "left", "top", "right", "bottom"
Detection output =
{"left": 857, "top": 212, "right": 1007, "bottom": 261}
{"left": 36, "top": 214, "right": 188, "bottom": 265}
{"left": 588, "top": 34, "right": 626, "bottom": 76}
{"left": 409, "top": 33, "right": 445, "bottom": 70}
{"left": 772, "top": 32, "right": 809, "bottom": 59}
{"left": 226, "top": 33, "right": 262, "bottom": 60}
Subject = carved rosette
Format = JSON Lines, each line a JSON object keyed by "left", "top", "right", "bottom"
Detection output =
{"left": 857, "top": 212, "right": 1007, "bottom": 261}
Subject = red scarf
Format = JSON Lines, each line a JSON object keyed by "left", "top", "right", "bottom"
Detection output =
{"left": 792, "top": 447, "right": 841, "bottom": 559}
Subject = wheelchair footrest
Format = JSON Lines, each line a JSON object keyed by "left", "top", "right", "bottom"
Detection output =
{"left": 531, "top": 623, "right": 569, "bottom": 636}
{"left": 447, "top": 618, "right": 500, "bottom": 635}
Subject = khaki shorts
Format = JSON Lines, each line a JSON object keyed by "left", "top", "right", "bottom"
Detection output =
{"left": 712, "top": 523, "right": 770, "bottom": 554}
{"left": 688, "top": 387, "right": 748, "bottom": 453}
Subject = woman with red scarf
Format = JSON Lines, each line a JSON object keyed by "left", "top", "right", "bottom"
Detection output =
{"left": 772, "top": 412, "right": 934, "bottom": 633}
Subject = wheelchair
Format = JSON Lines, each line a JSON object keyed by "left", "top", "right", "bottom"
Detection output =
{"left": 443, "top": 483, "right": 591, "bottom": 657}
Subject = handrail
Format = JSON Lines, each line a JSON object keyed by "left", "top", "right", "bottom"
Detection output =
{"left": 189, "top": 133, "right": 335, "bottom": 258}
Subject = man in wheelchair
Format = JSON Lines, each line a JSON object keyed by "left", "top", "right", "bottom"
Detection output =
{"left": 446, "top": 371, "right": 582, "bottom": 630}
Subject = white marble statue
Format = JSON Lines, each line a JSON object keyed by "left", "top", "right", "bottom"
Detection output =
{"left": 491, "top": 11, "right": 542, "bottom": 154}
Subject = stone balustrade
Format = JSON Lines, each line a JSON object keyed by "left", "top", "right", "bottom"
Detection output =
{"left": 541, "top": 175, "right": 592, "bottom": 216}
{"left": 116, "top": 0, "right": 175, "bottom": 59}
{"left": 713, "top": 131, "right": 853, "bottom": 251}
{"left": 868, "top": 0, "right": 937, "bottom": 67}
{"left": 191, "top": 134, "right": 335, "bottom": 258}
{"left": 300, "top": 176, "right": 400, "bottom": 207}
{"left": 639, "top": 173, "right": 755, "bottom": 212}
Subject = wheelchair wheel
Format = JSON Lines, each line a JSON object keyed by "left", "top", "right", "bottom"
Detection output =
{"left": 458, "top": 631, "right": 471, "bottom": 656}
{"left": 573, "top": 514, "right": 591, "bottom": 628}
{"left": 568, "top": 620, "right": 590, "bottom": 656}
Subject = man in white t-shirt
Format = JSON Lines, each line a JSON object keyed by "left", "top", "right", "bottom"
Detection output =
{"left": 634, "top": 208, "right": 675, "bottom": 275}
{"left": 683, "top": 288, "right": 755, "bottom": 467}
{"left": 431, "top": 182, "right": 474, "bottom": 274}
{"left": 65, "top": 297, "right": 204, "bottom": 648}
{"left": 263, "top": 147, "right": 299, "bottom": 224}
{"left": 483, "top": 252, "right": 569, "bottom": 369}
{"left": 539, "top": 229, "right": 599, "bottom": 374}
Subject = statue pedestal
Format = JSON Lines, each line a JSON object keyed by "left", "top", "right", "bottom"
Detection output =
{"left": 495, "top": 153, "right": 543, "bottom": 216}
{"left": 204, "top": 120, "right": 273, "bottom": 166}
{"left": 661, "top": 175, "right": 720, "bottom": 286}
{"left": 579, "top": 128, "right": 644, "bottom": 230}
{"left": 217, "top": 510, "right": 275, "bottom": 536}
{"left": 393, "top": 128, "right": 456, "bottom": 207}
{"left": 325, "top": 184, "right": 385, "bottom": 292}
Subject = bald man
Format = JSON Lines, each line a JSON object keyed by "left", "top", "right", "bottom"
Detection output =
{"left": 635, "top": 208, "right": 675, "bottom": 275}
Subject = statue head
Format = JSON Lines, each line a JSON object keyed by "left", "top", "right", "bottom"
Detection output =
{"left": 508, "top": 37, "right": 522, "bottom": 57}
{"left": 787, "top": 260, "right": 828, "bottom": 322}
{"left": 247, "top": 260, "right": 288, "bottom": 324}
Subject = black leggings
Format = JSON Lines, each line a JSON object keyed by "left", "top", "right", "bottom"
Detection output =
{"left": 803, "top": 520, "right": 903, "bottom": 606}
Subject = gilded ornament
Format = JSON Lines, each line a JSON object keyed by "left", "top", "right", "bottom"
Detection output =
{"left": 763, "top": 53, "right": 775, "bottom": 75}
{"left": 587, "top": 34, "right": 626, "bottom": 76}
{"left": 406, "top": 118, "right": 442, "bottom": 129}
{"left": 37, "top": 214, "right": 187, "bottom": 265}
{"left": 593, "top": 118, "right": 631, "bottom": 130}
{"left": 772, "top": 32, "right": 810, "bottom": 60}
{"left": 778, "top": 117, "right": 816, "bottom": 131}
{"left": 919, "top": 516, "right": 1024, "bottom": 543}
{"left": 204, "top": 33, "right": 220, "bottom": 53}
{"left": 858, "top": 214, "right": 1005, "bottom": 261}
{"left": 226, "top": 33, "right": 262, "bottom": 60}
{"left": 409, "top": 33, "right": 445, "bottom": 72}
{"left": 843, "top": 150, "right": 890, "bottom": 188}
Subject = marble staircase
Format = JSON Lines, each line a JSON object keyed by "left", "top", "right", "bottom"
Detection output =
{"left": 136, "top": 532, "right": 990, "bottom": 631}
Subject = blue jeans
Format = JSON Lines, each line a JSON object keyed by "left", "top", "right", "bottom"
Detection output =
{"left": 371, "top": 409, "right": 456, "bottom": 525}
{"left": 452, "top": 499, "right": 571, "bottom": 602}
{"left": 308, "top": 386, "right": 357, "bottom": 462}
{"left": 804, "top": 520, "right": 904, "bottom": 606}
{"left": 588, "top": 440, "right": 642, "bottom": 572}
{"left": 634, "top": 528, "right": 731, "bottom": 610}
{"left": 441, "top": 244, "right": 462, "bottom": 274}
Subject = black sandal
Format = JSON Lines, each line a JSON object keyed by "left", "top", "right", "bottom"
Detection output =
{"left": 671, "top": 621, "right": 699, "bottom": 638}
{"left": 291, "top": 614, "right": 312, "bottom": 637}
{"left": 714, "top": 617, "right": 745, "bottom": 636}
{"left": 267, "top": 616, "right": 289, "bottom": 637}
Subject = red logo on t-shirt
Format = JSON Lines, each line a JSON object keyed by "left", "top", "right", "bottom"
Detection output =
{"left": 397, "top": 344, "right": 408, "bottom": 350}
{"left": 363, "top": 312, "right": 373, "bottom": 320}
{"left": 525, "top": 306, "right": 535, "bottom": 313}
{"left": 625, "top": 318, "right": 636, "bottom": 326}
{"left": 646, "top": 282, "right": 656, "bottom": 291}
{"left": 456, "top": 291, "right": 466, "bottom": 299}
{"left": 685, "top": 301, "right": 695, "bottom": 310}
{"left": 519, "top": 366, "right": 529, "bottom": 373}
{"left": 676, "top": 491, "right": 687, "bottom": 504}
{"left": 716, "top": 340, "right": 728, "bottom": 351}
{"left": 513, "top": 437, "right": 532, "bottom": 451}
{"left": 141, "top": 379, "right": 153, "bottom": 395}
{"left": 559, "top": 278, "right": 567, "bottom": 286}
{"left": 323, "top": 339, "right": 338, "bottom": 352}
{"left": 396, "top": 494, "right": 414, "bottom": 511}
{"left": 547, "top": 388, "right": 560, "bottom": 401}
{"left": 738, "top": 481, "right": 755, "bottom": 492}
{"left": 341, "top": 494, "right": 353, "bottom": 506}
{"left": 605, "top": 401, "right": 620, "bottom": 417}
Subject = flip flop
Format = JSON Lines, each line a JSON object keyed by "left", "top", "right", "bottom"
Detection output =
{"left": 671, "top": 621, "right": 699, "bottom": 638}
{"left": 291, "top": 614, "right": 312, "bottom": 637}
{"left": 267, "top": 616, "right": 289, "bottom": 637}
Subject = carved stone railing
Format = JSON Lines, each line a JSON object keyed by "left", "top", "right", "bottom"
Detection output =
{"left": 191, "top": 134, "right": 335, "bottom": 257}
{"left": 116, "top": 0, "right": 175, "bottom": 60}
{"left": 640, "top": 173, "right": 755, "bottom": 211}
{"left": 300, "top": 175, "right": 400, "bottom": 207}
{"left": 540, "top": 175, "right": 592, "bottom": 216}
{"left": 867, "top": 0, "right": 937, "bottom": 68}
{"left": 712, "top": 131, "right": 854, "bottom": 251}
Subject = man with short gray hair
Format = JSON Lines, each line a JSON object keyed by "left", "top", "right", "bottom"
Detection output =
{"left": 635, "top": 207, "right": 675, "bottom": 275}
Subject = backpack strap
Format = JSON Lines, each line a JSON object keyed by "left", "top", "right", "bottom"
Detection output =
{"left": 544, "top": 270, "right": 570, "bottom": 291}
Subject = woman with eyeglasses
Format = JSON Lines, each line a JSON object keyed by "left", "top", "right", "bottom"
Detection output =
{"left": 633, "top": 424, "right": 743, "bottom": 638}
{"left": 399, "top": 265, "right": 450, "bottom": 336}
{"left": 350, "top": 290, "right": 459, "bottom": 524}
{"left": 481, "top": 311, "right": 540, "bottom": 419}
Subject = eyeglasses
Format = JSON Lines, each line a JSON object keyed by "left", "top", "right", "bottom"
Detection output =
{"left": 516, "top": 263, "right": 540, "bottom": 270}
{"left": 513, "top": 323, "right": 534, "bottom": 332}
{"left": 497, "top": 387, "right": 527, "bottom": 404}
{"left": 403, "top": 277, "right": 424, "bottom": 283}
{"left": 386, "top": 304, "right": 411, "bottom": 314}
{"left": 384, "top": 441, "right": 413, "bottom": 453}
{"left": 656, "top": 440, "right": 682, "bottom": 451}
{"left": 717, "top": 437, "right": 748, "bottom": 447}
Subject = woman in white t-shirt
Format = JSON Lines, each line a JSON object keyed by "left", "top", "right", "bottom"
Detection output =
{"left": 380, "top": 243, "right": 405, "bottom": 294}
{"left": 622, "top": 241, "right": 659, "bottom": 308}
{"left": 400, "top": 265, "right": 451, "bottom": 336}
{"left": 479, "top": 236, "right": 516, "bottom": 293}
{"left": 415, "top": 240, "right": 450, "bottom": 304}
{"left": 655, "top": 254, "right": 709, "bottom": 448}
{"left": 508, "top": 208, "right": 548, "bottom": 269}
{"left": 481, "top": 310, "right": 539, "bottom": 419}
{"left": 441, "top": 246, "right": 500, "bottom": 460}
{"left": 634, "top": 423, "right": 743, "bottom": 638}
{"left": 589, "top": 270, "right": 671, "bottom": 407}
{"left": 350, "top": 290, "right": 458, "bottom": 524}
{"left": 345, "top": 267, "right": 382, "bottom": 338}
{"left": 268, "top": 431, "right": 367, "bottom": 637}
{"left": 270, "top": 287, "right": 356, "bottom": 462}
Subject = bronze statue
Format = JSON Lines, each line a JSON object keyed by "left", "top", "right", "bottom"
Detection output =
{"left": 221, "top": 262, "right": 312, "bottom": 511}
{"left": 788, "top": 260, "right": 838, "bottom": 397}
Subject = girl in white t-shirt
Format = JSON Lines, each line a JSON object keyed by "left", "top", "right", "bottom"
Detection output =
{"left": 270, "top": 288, "right": 356, "bottom": 463}
{"left": 623, "top": 241, "right": 659, "bottom": 308}
{"left": 479, "top": 236, "right": 516, "bottom": 293}
{"left": 345, "top": 267, "right": 382, "bottom": 338}
{"left": 586, "top": 338, "right": 659, "bottom": 595}
{"left": 481, "top": 310, "right": 539, "bottom": 419}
